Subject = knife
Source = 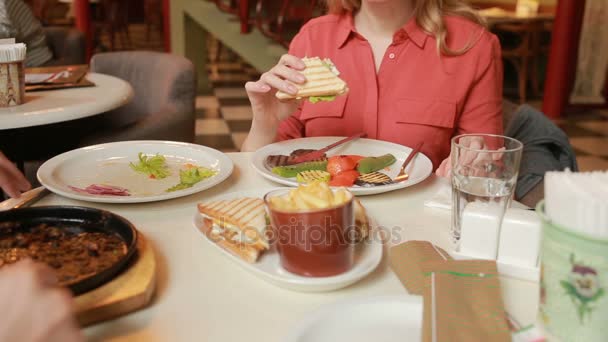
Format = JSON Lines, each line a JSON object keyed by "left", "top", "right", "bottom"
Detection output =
{"left": 290, "top": 132, "right": 367, "bottom": 164}
{"left": 0, "top": 187, "right": 50, "bottom": 211}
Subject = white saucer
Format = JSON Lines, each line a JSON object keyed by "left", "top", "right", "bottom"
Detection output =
{"left": 192, "top": 189, "right": 383, "bottom": 292}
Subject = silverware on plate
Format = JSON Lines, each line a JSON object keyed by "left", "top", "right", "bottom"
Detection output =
{"left": 393, "top": 141, "right": 424, "bottom": 183}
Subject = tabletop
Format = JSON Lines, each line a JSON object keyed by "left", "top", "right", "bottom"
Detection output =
{"left": 0, "top": 73, "right": 133, "bottom": 130}
{"left": 34, "top": 152, "right": 539, "bottom": 341}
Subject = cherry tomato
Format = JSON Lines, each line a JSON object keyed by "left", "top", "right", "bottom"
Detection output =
{"left": 329, "top": 170, "right": 360, "bottom": 187}
{"left": 327, "top": 156, "right": 357, "bottom": 176}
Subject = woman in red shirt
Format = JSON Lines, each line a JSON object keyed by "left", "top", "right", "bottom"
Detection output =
{"left": 241, "top": 0, "right": 503, "bottom": 173}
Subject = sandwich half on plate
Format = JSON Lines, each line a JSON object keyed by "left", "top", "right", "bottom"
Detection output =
{"left": 197, "top": 197, "right": 269, "bottom": 263}
{"left": 275, "top": 57, "right": 348, "bottom": 103}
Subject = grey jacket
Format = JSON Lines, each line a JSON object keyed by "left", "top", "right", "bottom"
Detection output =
{"left": 505, "top": 104, "right": 578, "bottom": 200}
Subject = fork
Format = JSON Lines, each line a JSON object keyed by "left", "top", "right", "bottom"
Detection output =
{"left": 394, "top": 141, "right": 424, "bottom": 182}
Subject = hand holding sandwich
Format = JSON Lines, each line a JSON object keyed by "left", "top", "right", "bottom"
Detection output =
{"left": 242, "top": 54, "right": 307, "bottom": 151}
{"left": 243, "top": 55, "right": 348, "bottom": 152}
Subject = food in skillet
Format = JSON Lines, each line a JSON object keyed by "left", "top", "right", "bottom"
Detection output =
{"left": 267, "top": 151, "right": 397, "bottom": 187}
{"left": 0, "top": 223, "right": 128, "bottom": 286}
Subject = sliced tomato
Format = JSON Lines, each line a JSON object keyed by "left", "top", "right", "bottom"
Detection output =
{"left": 329, "top": 170, "right": 360, "bottom": 187}
{"left": 343, "top": 155, "right": 365, "bottom": 165}
{"left": 327, "top": 156, "right": 357, "bottom": 176}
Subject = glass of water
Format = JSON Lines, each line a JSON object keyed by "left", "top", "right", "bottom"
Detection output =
{"left": 451, "top": 134, "right": 523, "bottom": 247}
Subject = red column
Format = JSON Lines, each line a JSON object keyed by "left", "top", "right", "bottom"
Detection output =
{"left": 542, "top": 0, "right": 586, "bottom": 118}
{"left": 163, "top": 0, "right": 171, "bottom": 52}
{"left": 74, "top": 0, "right": 92, "bottom": 60}
{"left": 240, "top": 0, "right": 250, "bottom": 33}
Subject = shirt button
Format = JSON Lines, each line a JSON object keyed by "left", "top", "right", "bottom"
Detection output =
{"left": 388, "top": 53, "right": 395, "bottom": 59}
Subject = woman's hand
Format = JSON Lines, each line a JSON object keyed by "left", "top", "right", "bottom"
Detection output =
{"left": 242, "top": 54, "right": 307, "bottom": 151}
{"left": 0, "top": 260, "right": 83, "bottom": 342}
{"left": 0, "top": 151, "right": 30, "bottom": 198}
{"left": 436, "top": 136, "right": 504, "bottom": 178}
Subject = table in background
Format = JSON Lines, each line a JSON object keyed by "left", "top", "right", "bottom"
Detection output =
{"left": 33, "top": 152, "right": 539, "bottom": 341}
{"left": 0, "top": 73, "right": 132, "bottom": 130}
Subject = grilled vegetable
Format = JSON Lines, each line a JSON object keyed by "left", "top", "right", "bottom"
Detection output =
{"left": 356, "top": 154, "right": 397, "bottom": 174}
{"left": 272, "top": 160, "right": 328, "bottom": 178}
{"left": 355, "top": 172, "right": 392, "bottom": 187}
{"left": 329, "top": 170, "right": 360, "bottom": 187}
{"left": 327, "top": 156, "right": 357, "bottom": 176}
{"left": 296, "top": 170, "right": 331, "bottom": 184}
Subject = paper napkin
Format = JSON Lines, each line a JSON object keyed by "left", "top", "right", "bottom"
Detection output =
{"left": 545, "top": 170, "right": 608, "bottom": 238}
{"left": 421, "top": 260, "right": 511, "bottom": 342}
{"left": 390, "top": 242, "right": 512, "bottom": 342}
{"left": 389, "top": 241, "right": 452, "bottom": 295}
{"left": 423, "top": 178, "right": 452, "bottom": 210}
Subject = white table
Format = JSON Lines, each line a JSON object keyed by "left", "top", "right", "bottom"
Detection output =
{"left": 34, "top": 153, "right": 539, "bottom": 341}
{"left": 0, "top": 73, "right": 133, "bottom": 130}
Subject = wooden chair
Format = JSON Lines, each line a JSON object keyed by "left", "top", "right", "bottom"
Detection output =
{"left": 144, "top": 0, "right": 163, "bottom": 41}
{"left": 94, "top": 0, "right": 132, "bottom": 51}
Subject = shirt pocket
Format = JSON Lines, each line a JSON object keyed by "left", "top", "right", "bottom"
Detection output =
{"left": 299, "top": 95, "right": 348, "bottom": 121}
{"left": 395, "top": 98, "right": 457, "bottom": 129}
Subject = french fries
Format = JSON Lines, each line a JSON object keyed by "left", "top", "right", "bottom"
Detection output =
{"left": 269, "top": 181, "right": 352, "bottom": 211}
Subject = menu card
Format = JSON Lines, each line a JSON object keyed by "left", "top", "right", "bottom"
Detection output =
{"left": 389, "top": 242, "right": 511, "bottom": 342}
{"left": 25, "top": 65, "right": 93, "bottom": 91}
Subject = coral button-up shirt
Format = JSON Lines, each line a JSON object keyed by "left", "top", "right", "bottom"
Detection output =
{"left": 277, "top": 14, "right": 504, "bottom": 168}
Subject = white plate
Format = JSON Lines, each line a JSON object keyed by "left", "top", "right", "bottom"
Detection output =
{"left": 38, "top": 141, "right": 233, "bottom": 204}
{"left": 284, "top": 295, "right": 423, "bottom": 342}
{"left": 193, "top": 189, "right": 383, "bottom": 292}
{"left": 251, "top": 137, "right": 433, "bottom": 195}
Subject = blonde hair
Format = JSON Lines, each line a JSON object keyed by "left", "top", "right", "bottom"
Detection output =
{"left": 326, "top": 0, "right": 486, "bottom": 56}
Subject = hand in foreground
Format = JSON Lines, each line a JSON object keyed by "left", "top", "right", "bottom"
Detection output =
{"left": 0, "top": 260, "right": 83, "bottom": 342}
{"left": 0, "top": 151, "right": 30, "bottom": 198}
{"left": 242, "top": 54, "right": 307, "bottom": 151}
{"left": 436, "top": 136, "right": 504, "bottom": 178}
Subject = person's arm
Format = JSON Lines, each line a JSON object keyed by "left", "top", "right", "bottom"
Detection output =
{"left": 456, "top": 32, "right": 503, "bottom": 136}
{"left": 436, "top": 32, "right": 503, "bottom": 177}
{"left": 0, "top": 151, "right": 30, "bottom": 198}
{"left": 0, "top": 0, "right": 18, "bottom": 39}
{"left": 0, "top": 260, "right": 83, "bottom": 342}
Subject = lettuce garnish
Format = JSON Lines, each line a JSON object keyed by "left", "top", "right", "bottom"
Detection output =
{"left": 129, "top": 153, "right": 171, "bottom": 179}
{"left": 308, "top": 95, "right": 337, "bottom": 104}
{"left": 166, "top": 166, "right": 217, "bottom": 192}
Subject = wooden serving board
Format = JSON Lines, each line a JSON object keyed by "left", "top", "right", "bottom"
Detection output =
{"left": 74, "top": 232, "right": 156, "bottom": 326}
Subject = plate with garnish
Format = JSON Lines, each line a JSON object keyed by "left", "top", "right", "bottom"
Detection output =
{"left": 38, "top": 140, "right": 233, "bottom": 203}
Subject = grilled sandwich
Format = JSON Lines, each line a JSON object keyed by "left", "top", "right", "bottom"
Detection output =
{"left": 197, "top": 197, "right": 269, "bottom": 263}
{"left": 275, "top": 57, "right": 348, "bottom": 101}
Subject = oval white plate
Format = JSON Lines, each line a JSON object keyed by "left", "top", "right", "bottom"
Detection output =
{"left": 38, "top": 140, "right": 233, "bottom": 204}
{"left": 284, "top": 295, "right": 423, "bottom": 342}
{"left": 193, "top": 189, "right": 383, "bottom": 292}
{"left": 251, "top": 137, "right": 433, "bottom": 195}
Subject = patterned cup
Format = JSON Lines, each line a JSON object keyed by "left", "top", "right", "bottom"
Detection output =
{"left": 537, "top": 201, "right": 608, "bottom": 342}
{"left": 0, "top": 61, "right": 25, "bottom": 107}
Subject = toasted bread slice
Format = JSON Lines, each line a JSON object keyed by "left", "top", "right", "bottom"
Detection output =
{"left": 198, "top": 218, "right": 261, "bottom": 263}
{"left": 354, "top": 198, "right": 370, "bottom": 242}
{"left": 197, "top": 197, "right": 269, "bottom": 251}
{"left": 276, "top": 57, "right": 348, "bottom": 100}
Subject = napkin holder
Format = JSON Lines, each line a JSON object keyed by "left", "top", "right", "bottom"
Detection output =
{"left": 450, "top": 206, "right": 542, "bottom": 283}
{"left": 0, "top": 60, "right": 25, "bottom": 107}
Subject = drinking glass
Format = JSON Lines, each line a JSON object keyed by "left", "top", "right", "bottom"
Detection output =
{"left": 451, "top": 134, "right": 523, "bottom": 247}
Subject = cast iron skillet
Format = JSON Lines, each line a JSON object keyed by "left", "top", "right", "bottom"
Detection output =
{"left": 0, "top": 206, "right": 138, "bottom": 295}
